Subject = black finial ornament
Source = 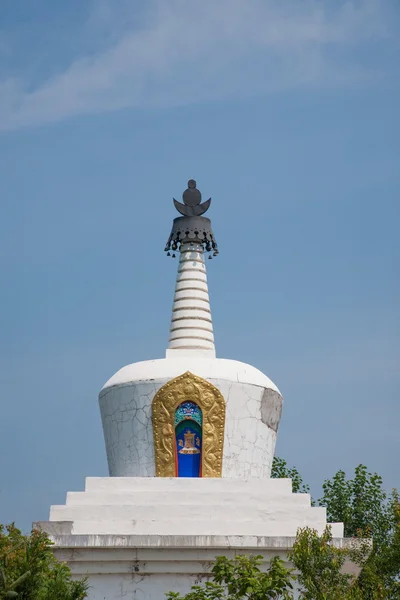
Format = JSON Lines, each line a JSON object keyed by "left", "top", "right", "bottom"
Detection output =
{"left": 165, "top": 179, "right": 218, "bottom": 258}
{"left": 173, "top": 179, "right": 211, "bottom": 217}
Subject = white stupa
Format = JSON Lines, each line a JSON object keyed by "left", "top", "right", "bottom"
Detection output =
{"left": 37, "top": 180, "right": 344, "bottom": 599}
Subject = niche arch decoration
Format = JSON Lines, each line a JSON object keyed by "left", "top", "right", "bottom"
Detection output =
{"left": 152, "top": 371, "right": 226, "bottom": 477}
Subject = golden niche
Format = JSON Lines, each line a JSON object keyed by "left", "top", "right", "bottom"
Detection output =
{"left": 152, "top": 371, "right": 226, "bottom": 477}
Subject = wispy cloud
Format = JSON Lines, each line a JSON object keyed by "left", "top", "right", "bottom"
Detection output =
{"left": 0, "top": 0, "right": 395, "bottom": 131}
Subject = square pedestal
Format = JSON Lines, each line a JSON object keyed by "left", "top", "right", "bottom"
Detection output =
{"left": 37, "top": 477, "right": 345, "bottom": 599}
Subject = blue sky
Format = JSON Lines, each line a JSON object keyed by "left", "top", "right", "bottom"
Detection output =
{"left": 0, "top": 0, "right": 399, "bottom": 531}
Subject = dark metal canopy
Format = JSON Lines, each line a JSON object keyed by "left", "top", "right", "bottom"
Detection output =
{"left": 165, "top": 180, "right": 219, "bottom": 258}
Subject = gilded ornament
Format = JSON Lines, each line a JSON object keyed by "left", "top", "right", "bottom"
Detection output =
{"left": 152, "top": 371, "right": 226, "bottom": 477}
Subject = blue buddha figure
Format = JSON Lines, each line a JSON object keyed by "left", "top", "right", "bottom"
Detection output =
{"left": 174, "top": 402, "right": 202, "bottom": 477}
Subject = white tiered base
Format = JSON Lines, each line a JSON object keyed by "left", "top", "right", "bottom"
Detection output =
{"left": 48, "top": 477, "right": 342, "bottom": 537}
{"left": 37, "top": 478, "right": 345, "bottom": 600}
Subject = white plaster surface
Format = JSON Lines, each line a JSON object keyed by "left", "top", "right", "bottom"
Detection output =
{"left": 48, "top": 477, "right": 344, "bottom": 538}
{"left": 101, "top": 357, "right": 280, "bottom": 392}
{"left": 167, "top": 243, "right": 216, "bottom": 355}
{"left": 99, "top": 360, "right": 282, "bottom": 478}
{"left": 44, "top": 539, "right": 356, "bottom": 600}
{"left": 41, "top": 478, "right": 345, "bottom": 600}
{"left": 49, "top": 544, "right": 306, "bottom": 600}
{"left": 44, "top": 540, "right": 314, "bottom": 600}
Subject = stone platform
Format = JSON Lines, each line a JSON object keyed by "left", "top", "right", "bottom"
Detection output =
{"left": 36, "top": 477, "right": 344, "bottom": 599}
{"left": 45, "top": 477, "right": 343, "bottom": 537}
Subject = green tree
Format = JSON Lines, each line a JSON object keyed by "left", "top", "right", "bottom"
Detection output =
{"left": 271, "top": 457, "right": 312, "bottom": 497}
{"left": 166, "top": 461, "right": 400, "bottom": 599}
{"left": 0, "top": 524, "right": 88, "bottom": 600}
{"left": 290, "top": 526, "right": 370, "bottom": 600}
{"left": 319, "top": 465, "right": 395, "bottom": 543}
{"left": 166, "top": 554, "right": 294, "bottom": 599}
{"left": 277, "top": 460, "right": 400, "bottom": 599}
{"left": 318, "top": 466, "right": 400, "bottom": 599}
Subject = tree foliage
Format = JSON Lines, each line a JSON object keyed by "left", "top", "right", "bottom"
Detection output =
{"left": 290, "top": 526, "right": 370, "bottom": 600}
{"left": 275, "top": 460, "right": 400, "bottom": 599}
{"left": 318, "top": 466, "right": 400, "bottom": 599}
{"left": 166, "top": 555, "right": 294, "bottom": 600}
{"left": 0, "top": 524, "right": 88, "bottom": 600}
{"left": 168, "top": 461, "right": 400, "bottom": 599}
{"left": 271, "top": 457, "right": 311, "bottom": 496}
{"left": 319, "top": 465, "right": 395, "bottom": 543}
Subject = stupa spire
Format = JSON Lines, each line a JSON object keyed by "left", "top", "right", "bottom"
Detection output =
{"left": 165, "top": 180, "right": 218, "bottom": 358}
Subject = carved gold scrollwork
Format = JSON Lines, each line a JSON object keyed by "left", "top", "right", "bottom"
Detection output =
{"left": 152, "top": 371, "right": 225, "bottom": 477}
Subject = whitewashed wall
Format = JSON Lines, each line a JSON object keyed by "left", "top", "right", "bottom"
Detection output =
{"left": 99, "top": 358, "right": 283, "bottom": 479}
{"left": 48, "top": 539, "right": 307, "bottom": 600}
{"left": 70, "top": 570, "right": 301, "bottom": 600}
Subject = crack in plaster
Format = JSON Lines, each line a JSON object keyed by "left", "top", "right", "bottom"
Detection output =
{"left": 100, "top": 378, "right": 280, "bottom": 478}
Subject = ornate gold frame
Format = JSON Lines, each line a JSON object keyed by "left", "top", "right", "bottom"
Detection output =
{"left": 152, "top": 371, "right": 226, "bottom": 477}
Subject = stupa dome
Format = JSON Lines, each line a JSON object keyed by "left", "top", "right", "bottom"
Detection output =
{"left": 102, "top": 357, "right": 280, "bottom": 393}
